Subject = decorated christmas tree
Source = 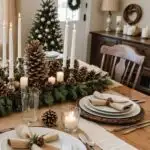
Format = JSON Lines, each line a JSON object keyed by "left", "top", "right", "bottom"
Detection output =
{"left": 29, "top": 0, "right": 63, "bottom": 52}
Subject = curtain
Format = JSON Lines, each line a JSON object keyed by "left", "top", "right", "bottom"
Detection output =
{"left": 0, "top": 0, "right": 18, "bottom": 59}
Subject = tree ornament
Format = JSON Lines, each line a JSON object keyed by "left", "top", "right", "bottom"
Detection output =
{"left": 47, "top": 21, "right": 51, "bottom": 25}
{"left": 38, "top": 34, "right": 42, "bottom": 39}
{"left": 44, "top": 6, "right": 48, "bottom": 10}
{"left": 25, "top": 40, "right": 48, "bottom": 89}
{"left": 68, "top": 0, "right": 81, "bottom": 11}
{"left": 42, "top": 109, "right": 58, "bottom": 127}
{"left": 38, "top": 12, "right": 42, "bottom": 15}
{"left": 41, "top": 17, "right": 45, "bottom": 22}
{"left": 51, "top": 41, "right": 55, "bottom": 45}
{"left": 51, "top": 19, "right": 54, "bottom": 22}
{"left": 45, "top": 28, "right": 50, "bottom": 33}
{"left": 44, "top": 42, "right": 48, "bottom": 47}
{"left": 35, "top": 29, "right": 39, "bottom": 33}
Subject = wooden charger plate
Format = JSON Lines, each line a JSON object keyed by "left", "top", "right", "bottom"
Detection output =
{"left": 79, "top": 105, "right": 145, "bottom": 125}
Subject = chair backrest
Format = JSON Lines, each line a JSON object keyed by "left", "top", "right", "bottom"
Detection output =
{"left": 100, "top": 44, "right": 145, "bottom": 88}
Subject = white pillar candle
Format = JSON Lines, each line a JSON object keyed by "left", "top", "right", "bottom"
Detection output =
{"left": 18, "top": 13, "right": 22, "bottom": 58}
{"left": 9, "top": 23, "right": 14, "bottom": 79}
{"left": 70, "top": 24, "right": 76, "bottom": 69}
{"left": 2, "top": 20, "right": 7, "bottom": 67}
{"left": 141, "top": 27, "right": 149, "bottom": 38}
{"left": 123, "top": 25, "right": 127, "bottom": 35}
{"left": 20, "top": 77, "right": 28, "bottom": 89}
{"left": 64, "top": 112, "right": 78, "bottom": 130}
{"left": 63, "top": 20, "right": 69, "bottom": 68}
{"left": 56, "top": 71, "right": 64, "bottom": 83}
{"left": 116, "top": 16, "right": 122, "bottom": 23}
{"left": 48, "top": 76, "right": 56, "bottom": 85}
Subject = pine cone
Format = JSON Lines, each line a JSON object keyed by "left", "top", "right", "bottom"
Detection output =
{"left": 48, "top": 60, "right": 61, "bottom": 77}
{"left": 77, "top": 67, "right": 88, "bottom": 82}
{"left": 29, "top": 135, "right": 44, "bottom": 148}
{"left": 42, "top": 109, "right": 58, "bottom": 127}
{"left": 0, "top": 81, "right": 8, "bottom": 96}
{"left": 64, "top": 68, "right": 70, "bottom": 81}
{"left": 86, "top": 70, "right": 96, "bottom": 81}
{"left": 36, "top": 136, "right": 44, "bottom": 147}
{"left": 66, "top": 76, "right": 76, "bottom": 85}
{"left": 25, "top": 40, "right": 48, "bottom": 89}
{"left": 66, "top": 59, "right": 79, "bottom": 70}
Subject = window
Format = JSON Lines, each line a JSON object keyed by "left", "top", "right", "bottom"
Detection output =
{"left": 58, "top": 0, "right": 79, "bottom": 22}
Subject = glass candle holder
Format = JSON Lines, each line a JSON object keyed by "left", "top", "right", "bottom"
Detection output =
{"left": 22, "top": 88, "right": 40, "bottom": 125}
{"left": 62, "top": 107, "right": 81, "bottom": 133}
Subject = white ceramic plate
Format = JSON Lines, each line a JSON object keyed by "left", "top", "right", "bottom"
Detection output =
{"left": 79, "top": 96, "right": 141, "bottom": 119}
{"left": 84, "top": 100, "right": 133, "bottom": 116}
{"left": 0, "top": 127, "right": 86, "bottom": 150}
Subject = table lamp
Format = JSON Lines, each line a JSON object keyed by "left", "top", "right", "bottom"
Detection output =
{"left": 101, "top": 0, "right": 119, "bottom": 32}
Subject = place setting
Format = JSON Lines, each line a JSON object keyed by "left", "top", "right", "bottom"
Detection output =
{"left": 79, "top": 91, "right": 144, "bottom": 125}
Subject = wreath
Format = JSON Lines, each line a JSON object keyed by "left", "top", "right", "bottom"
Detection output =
{"left": 68, "top": 0, "right": 81, "bottom": 11}
{"left": 123, "top": 4, "right": 142, "bottom": 25}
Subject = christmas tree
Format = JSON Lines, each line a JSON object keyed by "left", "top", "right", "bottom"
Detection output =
{"left": 29, "top": 0, "right": 63, "bottom": 52}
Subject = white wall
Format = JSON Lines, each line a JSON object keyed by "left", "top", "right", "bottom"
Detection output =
{"left": 20, "top": 0, "right": 41, "bottom": 52}
{"left": 112, "top": 0, "right": 150, "bottom": 29}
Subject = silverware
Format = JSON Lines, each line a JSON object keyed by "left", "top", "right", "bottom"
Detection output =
{"left": 133, "top": 99, "right": 146, "bottom": 104}
{"left": 0, "top": 127, "right": 14, "bottom": 134}
{"left": 78, "top": 133, "right": 102, "bottom": 150}
{"left": 123, "top": 123, "right": 150, "bottom": 134}
{"left": 112, "top": 120, "right": 150, "bottom": 132}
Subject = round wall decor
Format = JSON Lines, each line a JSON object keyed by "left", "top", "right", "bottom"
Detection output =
{"left": 123, "top": 4, "right": 142, "bottom": 25}
{"left": 68, "top": 0, "right": 81, "bottom": 11}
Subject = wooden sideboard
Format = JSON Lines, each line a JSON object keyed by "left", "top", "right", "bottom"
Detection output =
{"left": 90, "top": 31, "right": 150, "bottom": 94}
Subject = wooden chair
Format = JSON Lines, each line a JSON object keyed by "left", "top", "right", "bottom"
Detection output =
{"left": 100, "top": 44, "right": 145, "bottom": 88}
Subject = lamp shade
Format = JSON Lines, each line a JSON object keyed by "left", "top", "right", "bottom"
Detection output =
{"left": 101, "top": 0, "right": 119, "bottom": 11}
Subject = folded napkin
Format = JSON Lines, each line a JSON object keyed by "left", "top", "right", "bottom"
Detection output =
{"left": 90, "top": 91, "right": 133, "bottom": 112}
{"left": 8, "top": 125, "right": 59, "bottom": 150}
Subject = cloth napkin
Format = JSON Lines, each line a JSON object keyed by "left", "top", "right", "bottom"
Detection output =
{"left": 8, "top": 125, "right": 59, "bottom": 150}
{"left": 90, "top": 91, "right": 133, "bottom": 112}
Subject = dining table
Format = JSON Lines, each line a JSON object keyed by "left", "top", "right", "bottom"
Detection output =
{"left": 0, "top": 84, "right": 150, "bottom": 150}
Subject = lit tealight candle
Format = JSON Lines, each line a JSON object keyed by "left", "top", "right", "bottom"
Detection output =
{"left": 116, "top": 16, "right": 122, "bottom": 23}
{"left": 20, "top": 77, "right": 28, "bottom": 89}
{"left": 56, "top": 72, "right": 64, "bottom": 83}
{"left": 48, "top": 76, "right": 56, "bottom": 85}
{"left": 64, "top": 112, "right": 78, "bottom": 130}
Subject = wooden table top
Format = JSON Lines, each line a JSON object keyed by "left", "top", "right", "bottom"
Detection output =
{"left": 0, "top": 85, "right": 150, "bottom": 150}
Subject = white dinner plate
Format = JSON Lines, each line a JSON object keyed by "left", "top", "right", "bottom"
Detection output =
{"left": 0, "top": 127, "right": 86, "bottom": 150}
{"left": 79, "top": 96, "right": 141, "bottom": 119}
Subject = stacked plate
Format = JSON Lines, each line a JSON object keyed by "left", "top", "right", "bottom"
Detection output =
{"left": 79, "top": 94, "right": 141, "bottom": 119}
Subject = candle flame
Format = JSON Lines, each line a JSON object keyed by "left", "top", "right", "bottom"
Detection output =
{"left": 18, "top": 13, "right": 21, "bottom": 18}
{"left": 9, "top": 23, "right": 12, "bottom": 28}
